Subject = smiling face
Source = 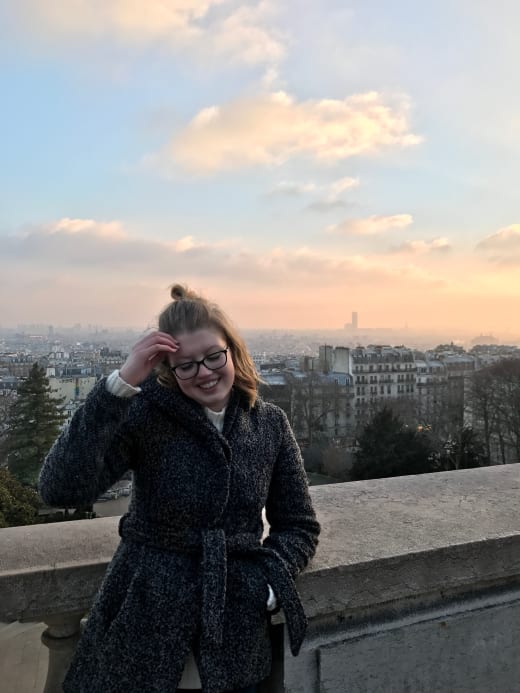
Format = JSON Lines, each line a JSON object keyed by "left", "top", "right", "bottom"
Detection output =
{"left": 168, "top": 328, "right": 235, "bottom": 411}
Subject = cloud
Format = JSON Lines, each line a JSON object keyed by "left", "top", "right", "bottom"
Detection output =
{"left": 2, "top": 217, "right": 443, "bottom": 291}
{"left": 477, "top": 224, "right": 520, "bottom": 251}
{"left": 268, "top": 176, "right": 358, "bottom": 200}
{"left": 46, "top": 217, "right": 128, "bottom": 239}
{"left": 268, "top": 181, "right": 318, "bottom": 197}
{"left": 166, "top": 90, "right": 422, "bottom": 173}
{"left": 392, "top": 237, "right": 452, "bottom": 254}
{"left": 260, "top": 65, "right": 284, "bottom": 90}
{"left": 10, "top": 0, "right": 225, "bottom": 41}
{"left": 306, "top": 176, "right": 359, "bottom": 212}
{"left": 210, "top": 2, "right": 286, "bottom": 66}
{"left": 221, "top": 244, "right": 446, "bottom": 289}
{"left": 476, "top": 224, "right": 520, "bottom": 265}
{"left": 6, "top": 217, "right": 509, "bottom": 330}
{"left": 7, "top": 1, "right": 285, "bottom": 68}
{"left": 328, "top": 214, "right": 413, "bottom": 236}
{"left": 4, "top": 218, "right": 224, "bottom": 271}
{"left": 328, "top": 177, "right": 359, "bottom": 197}
{"left": 266, "top": 176, "right": 359, "bottom": 212}
{"left": 168, "top": 235, "right": 209, "bottom": 253}
{"left": 307, "top": 200, "right": 348, "bottom": 212}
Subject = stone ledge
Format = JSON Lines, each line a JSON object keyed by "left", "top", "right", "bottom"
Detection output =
{"left": 2, "top": 465, "right": 520, "bottom": 624}
{"left": 0, "top": 516, "right": 120, "bottom": 621}
{"left": 299, "top": 464, "right": 520, "bottom": 619}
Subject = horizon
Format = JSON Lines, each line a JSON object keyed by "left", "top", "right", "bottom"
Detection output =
{"left": 1, "top": 322, "right": 517, "bottom": 348}
{"left": 1, "top": 2, "right": 519, "bottom": 334}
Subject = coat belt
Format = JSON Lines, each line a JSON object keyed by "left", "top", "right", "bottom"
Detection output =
{"left": 118, "top": 513, "right": 307, "bottom": 654}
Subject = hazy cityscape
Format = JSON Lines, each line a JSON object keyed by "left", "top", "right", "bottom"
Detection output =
{"left": 2, "top": 314, "right": 519, "bottom": 478}
{"left": 2, "top": 310, "right": 519, "bottom": 361}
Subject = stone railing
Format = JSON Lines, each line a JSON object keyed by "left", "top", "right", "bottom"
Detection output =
{"left": 3, "top": 465, "right": 520, "bottom": 692}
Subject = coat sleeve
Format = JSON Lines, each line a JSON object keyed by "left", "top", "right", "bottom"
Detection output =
{"left": 263, "top": 409, "right": 320, "bottom": 578}
{"left": 38, "top": 378, "right": 137, "bottom": 507}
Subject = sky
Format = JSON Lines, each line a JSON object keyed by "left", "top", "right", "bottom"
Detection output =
{"left": 0, "top": 1, "right": 519, "bottom": 336}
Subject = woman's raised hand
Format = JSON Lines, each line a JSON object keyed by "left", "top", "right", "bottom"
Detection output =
{"left": 119, "top": 331, "right": 180, "bottom": 387}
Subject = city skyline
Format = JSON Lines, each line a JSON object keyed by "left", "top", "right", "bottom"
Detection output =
{"left": 1, "top": 2, "right": 519, "bottom": 333}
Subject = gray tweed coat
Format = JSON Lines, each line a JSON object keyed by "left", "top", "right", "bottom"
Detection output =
{"left": 39, "top": 376, "right": 320, "bottom": 693}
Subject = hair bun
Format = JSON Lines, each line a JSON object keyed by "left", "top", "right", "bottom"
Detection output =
{"left": 170, "top": 283, "right": 199, "bottom": 301}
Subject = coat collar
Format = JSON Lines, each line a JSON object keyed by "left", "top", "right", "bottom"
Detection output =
{"left": 138, "top": 375, "right": 247, "bottom": 444}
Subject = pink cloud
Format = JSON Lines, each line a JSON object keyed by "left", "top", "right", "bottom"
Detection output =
{"left": 167, "top": 91, "right": 422, "bottom": 173}
{"left": 328, "top": 214, "right": 413, "bottom": 236}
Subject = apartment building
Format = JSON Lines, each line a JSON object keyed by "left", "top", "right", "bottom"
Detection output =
{"left": 50, "top": 376, "right": 97, "bottom": 399}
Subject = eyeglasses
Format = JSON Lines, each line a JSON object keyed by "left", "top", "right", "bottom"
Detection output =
{"left": 169, "top": 348, "right": 229, "bottom": 380}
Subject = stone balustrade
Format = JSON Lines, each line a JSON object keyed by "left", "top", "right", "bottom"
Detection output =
{"left": 3, "top": 465, "right": 520, "bottom": 692}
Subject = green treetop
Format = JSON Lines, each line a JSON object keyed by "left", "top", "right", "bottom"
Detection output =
{"left": 0, "top": 468, "right": 40, "bottom": 527}
{"left": 5, "top": 363, "right": 65, "bottom": 487}
{"left": 351, "top": 406, "right": 435, "bottom": 480}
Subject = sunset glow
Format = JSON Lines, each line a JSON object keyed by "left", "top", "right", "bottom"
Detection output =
{"left": 0, "top": 2, "right": 519, "bottom": 338}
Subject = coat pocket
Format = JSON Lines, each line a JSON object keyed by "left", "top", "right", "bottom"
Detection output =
{"left": 98, "top": 565, "right": 148, "bottom": 655}
{"left": 227, "top": 557, "right": 270, "bottom": 616}
{"left": 221, "top": 558, "right": 272, "bottom": 672}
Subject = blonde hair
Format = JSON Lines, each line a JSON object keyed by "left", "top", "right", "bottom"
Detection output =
{"left": 156, "top": 284, "right": 260, "bottom": 407}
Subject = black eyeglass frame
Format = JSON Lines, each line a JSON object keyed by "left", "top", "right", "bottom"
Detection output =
{"left": 169, "top": 348, "right": 229, "bottom": 380}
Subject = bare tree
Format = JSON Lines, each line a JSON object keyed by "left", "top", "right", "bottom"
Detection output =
{"left": 290, "top": 373, "right": 352, "bottom": 447}
{"left": 467, "top": 359, "right": 520, "bottom": 464}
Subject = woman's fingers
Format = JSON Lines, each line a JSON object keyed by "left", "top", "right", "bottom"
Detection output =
{"left": 133, "top": 334, "right": 179, "bottom": 359}
{"left": 144, "top": 343, "right": 177, "bottom": 361}
{"left": 119, "top": 331, "right": 179, "bottom": 386}
{"left": 135, "top": 332, "right": 179, "bottom": 351}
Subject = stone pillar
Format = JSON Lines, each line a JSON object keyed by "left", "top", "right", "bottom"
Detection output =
{"left": 41, "top": 612, "right": 84, "bottom": 693}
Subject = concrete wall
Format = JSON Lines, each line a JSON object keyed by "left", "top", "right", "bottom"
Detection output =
{"left": 279, "top": 466, "right": 520, "bottom": 692}
{"left": 3, "top": 466, "right": 520, "bottom": 692}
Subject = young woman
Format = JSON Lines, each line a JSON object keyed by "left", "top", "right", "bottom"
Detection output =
{"left": 39, "top": 284, "right": 320, "bottom": 693}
